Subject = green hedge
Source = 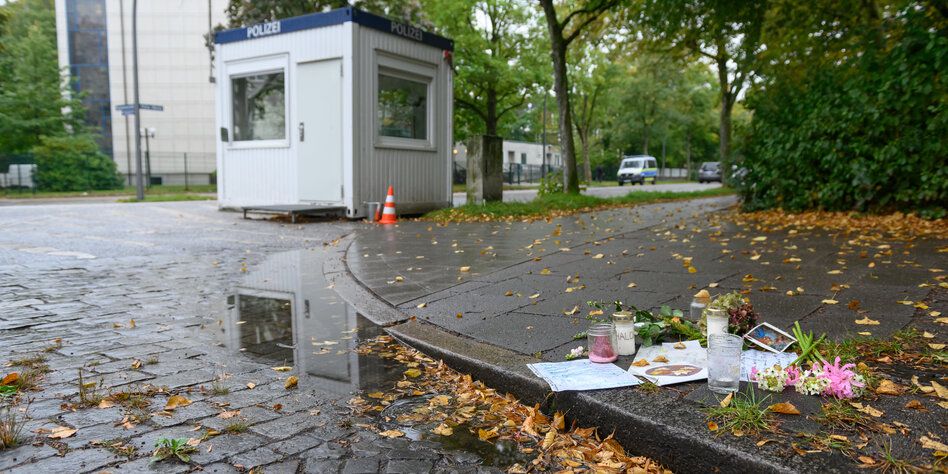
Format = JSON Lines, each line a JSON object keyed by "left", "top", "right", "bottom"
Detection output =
{"left": 741, "top": 6, "right": 947, "bottom": 218}
{"left": 32, "top": 135, "right": 123, "bottom": 192}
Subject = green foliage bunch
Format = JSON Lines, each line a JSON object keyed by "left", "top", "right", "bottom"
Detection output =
{"left": 741, "top": 1, "right": 947, "bottom": 217}
{"left": 537, "top": 170, "right": 564, "bottom": 196}
{"left": 32, "top": 135, "right": 122, "bottom": 192}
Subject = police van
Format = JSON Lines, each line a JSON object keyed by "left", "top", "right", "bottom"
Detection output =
{"left": 617, "top": 155, "right": 658, "bottom": 185}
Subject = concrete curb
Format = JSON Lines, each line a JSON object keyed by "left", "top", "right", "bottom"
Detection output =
{"left": 324, "top": 232, "right": 804, "bottom": 473}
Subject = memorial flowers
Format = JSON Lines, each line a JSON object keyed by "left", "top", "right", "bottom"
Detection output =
{"left": 750, "top": 357, "right": 865, "bottom": 399}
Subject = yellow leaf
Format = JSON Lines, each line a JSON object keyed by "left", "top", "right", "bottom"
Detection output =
{"left": 920, "top": 436, "right": 948, "bottom": 452}
{"left": 459, "top": 266, "right": 471, "bottom": 272}
{"left": 827, "top": 270, "right": 843, "bottom": 275}
{"left": 553, "top": 412, "right": 565, "bottom": 431}
{"left": 246, "top": 382, "right": 256, "bottom": 389}
{"left": 752, "top": 236, "right": 767, "bottom": 242}
{"left": 931, "top": 381, "right": 948, "bottom": 400}
{"left": 592, "top": 253, "right": 604, "bottom": 259}
{"left": 432, "top": 423, "right": 453, "bottom": 436}
{"left": 631, "top": 359, "right": 650, "bottom": 367}
{"left": 430, "top": 395, "right": 450, "bottom": 406}
{"left": 821, "top": 299, "right": 838, "bottom": 305}
{"left": 97, "top": 399, "right": 115, "bottom": 409}
{"left": 129, "top": 319, "right": 136, "bottom": 328}
{"left": 720, "top": 393, "right": 733, "bottom": 408}
{"left": 928, "top": 343, "right": 946, "bottom": 350}
{"left": 539, "top": 268, "right": 552, "bottom": 275}
{"left": 218, "top": 410, "right": 240, "bottom": 419}
{"left": 416, "top": 303, "right": 427, "bottom": 308}
{"left": 478, "top": 426, "right": 499, "bottom": 441}
{"left": 857, "top": 331, "right": 872, "bottom": 336}
{"left": 164, "top": 395, "right": 191, "bottom": 410}
{"left": 130, "top": 359, "right": 142, "bottom": 369}
{"left": 707, "top": 421, "right": 718, "bottom": 431}
{"left": 542, "top": 429, "right": 556, "bottom": 450}
{"left": 709, "top": 282, "right": 719, "bottom": 288}
{"left": 367, "top": 392, "right": 384, "bottom": 399}
{"left": 768, "top": 402, "right": 801, "bottom": 415}
{"left": 379, "top": 429, "right": 404, "bottom": 438}
{"left": 588, "top": 309, "right": 603, "bottom": 316}
{"left": 875, "top": 379, "right": 903, "bottom": 395}
{"left": 529, "top": 293, "right": 540, "bottom": 299}
{"left": 652, "top": 355, "right": 668, "bottom": 363}
{"left": 855, "top": 316, "right": 880, "bottom": 325}
{"left": 563, "top": 306, "right": 579, "bottom": 316}
{"left": 627, "top": 282, "right": 637, "bottom": 288}
{"left": 931, "top": 311, "right": 942, "bottom": 317}
{"left": 923, "top": 331, "right": 935, "bottom": 338}
{"left": 284, "top": 375, "right": 299, "bottom": 389}
{"left": 850, "top": 402, "right": 883, "bottom": 417}
{"left": 757, "top": 439, "right": 774, "bottom": 447}
{"left": 858, "top": 455, "right": 876, "bottom": 465}
{"left": 404, "top": 368, "right": 422, "bottom": 378}
{"left": 272, "top": 366, "right": 293, "bottom": 372}
{"left": 48, "top": 426, "right": 77, "bottom": 439}
{"left": 687, "top": 266, "right": 697, "bottom": 273}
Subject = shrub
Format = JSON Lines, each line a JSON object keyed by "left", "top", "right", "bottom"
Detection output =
{"left": 32, "top": 134, "right": 122, "bottom": 191}
{"left": 741, "top": 4, "right": 947, "bottom": 217}
{"left": 537, "top": 170, "right": 564, "bottom": 196}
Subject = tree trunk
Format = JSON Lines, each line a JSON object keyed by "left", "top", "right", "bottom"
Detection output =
{"left": 486, "top": 88, "right": 498, "bottom": 136}
{"left": 540, "top": 0, "right": 580, "bottom": 194}
{"left": 719, "top": 95, "right": 733, "bottom": 183}
{"left": 581, "top": 134, "right": 592, "bottom": 184}
{"left": 685, "top": 130, "right": 692, "bottom": 180}
{"left": 642, "top": 124, "right": 650, "bottom": 155}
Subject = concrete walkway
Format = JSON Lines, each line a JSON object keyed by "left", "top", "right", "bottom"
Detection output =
{"left": 342, "top": 195, "right": 948, "bottom": 472}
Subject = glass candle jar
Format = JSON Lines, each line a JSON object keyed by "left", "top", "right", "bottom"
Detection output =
{"left": 587, "top": 323, "right": 618, "bottom": 363}
{"left": 611, "top": 311, "right": 636, "bottom": 356}
{"left": 690, "top": 294, "right": 710, "bottom": 321}
{"left": 705, "top": 307, "right": 729, "bottom": 337}
{"left": 707, "top": 333, "right": 742, "bottom": 394}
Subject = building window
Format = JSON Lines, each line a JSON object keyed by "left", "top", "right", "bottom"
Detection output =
{"left": 520, "top": 153, "right": 527, "bottom": 165}
{"left": 377, "top": 74, "right": 427, "bottom": 140}
{"left": 231, "top": 71, "right": 285, "bottom": 141}
{"left": 65, "top": 0, "right": 112, "bottom": 157}
{"left": 507, "top": 151, "right": 515, "bottom": 162}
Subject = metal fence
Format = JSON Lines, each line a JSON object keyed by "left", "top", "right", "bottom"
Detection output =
{"left": 0, "top": 154, "right": 37, "bottom": 192}
{"left": 452, "top": 161, "right": 562, "bottom": 185}
{"left": 118, "top": 151, "right": 216, "bottom": 187}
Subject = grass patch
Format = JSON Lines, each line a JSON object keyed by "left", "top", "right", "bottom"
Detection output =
{"left": 8, "top": 354, "right": 47, "bottom": 368}
{"left": 0, "top": 405, "right": 27, "bottom": 450}
{"left": 77, "top": 369, "right": 105, "bottom": 407}
{"left": 638, "top": 382, "right": 660, "bottom": 394}
{"left": 875, "top": 439, "right": 917, "bottom": 474}
{"left": 98, "top": 438, "right": 137, "bottom": 458}
{"left": 152, "top": 437, "right": 197, "bottom": 463}
{"left": 223, "top": 421, "right": 249, "bottom": 434}
{"left": 145, "top": 356, "right": 159, "bottom": 365}
{"left": 424, "top": 187, "right": 736, "bottom": 222}
{"left": 706, "top": 388, "right": 772, "bottom": 435}
{"left": 814, "top": 400, "right": 874, "bottom": 432}
{"left": 210, "top": 380, "right": 229, "bottom": 396}
{"left": 819, "top": 328, "right": 918, "bottom": 362}
{"left": 118, "top": 194, "right": 214, "bottom": 203}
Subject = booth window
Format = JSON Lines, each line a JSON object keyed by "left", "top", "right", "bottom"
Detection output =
{"left": 232, "top": 71, "right": 285, "bottom": 141}
{"left": 377, "top": 74, "right": 427, "bottom": 140}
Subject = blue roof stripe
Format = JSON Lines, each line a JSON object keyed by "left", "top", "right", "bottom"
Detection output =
{"left": 213, "top": 7, "right": 453, "bottom": 51}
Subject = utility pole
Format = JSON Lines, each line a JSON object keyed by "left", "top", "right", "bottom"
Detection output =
{"left": 184, "top": 153, "right": 189, "bottom": 191}
{"left": 132, "top": 0, "right": 145, "bottom": 201}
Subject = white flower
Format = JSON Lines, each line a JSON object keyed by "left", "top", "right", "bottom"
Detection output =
{"left": 570, "top": 346, "right": 585, "bottom": 357}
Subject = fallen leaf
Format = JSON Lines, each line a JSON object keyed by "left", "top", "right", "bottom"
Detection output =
{"left": 923, "top": 331, "right": 935, "bottom": 339}
{"left": 857, "top": 332, "right": 872, "bottom": 336}
{"left": 929, "top": 343, "right": 946, "bottom": 350}
{"left": 218, "top": 410, "right": 240, "bottom": 419}
{"left": 875, "top": 379, "right": 903, "bottom": 395}
{"left": 720, "top": 393, "right": 733, "bottom": 408}
{"left": 272, "top": 366, "right": 293, "bottom": 372}
{"left": 822, "top": 299, "right": 839, "bottom": 305}
{"left": 707, "top": 421, "right": 718, "bottom": 431}
{"left": 855, "top": 316, "right": 880, "bottom": 325}
{"left": 131, "top": 359, "right": 142, "bottom": 369}
{"left": 687, "top": 266, "right": 697, "bottom": 273}
{"left": 129, "top": 319, "right": 136, "bottom": 328}
{"left": 756, "top": 439, "right": 774, "bottom": 447}
{"left": 857, "top": 455, "right": 876, "bottom": 465}
{"left": 631, "top": 359, "right": 650, "bottom": 367}
{"left": 478, "top": 426, "right": 499, "bottom": 440}
{"left": 768, "top": 402, "right": 800, "bottom": 415}
{"left": 674, "top": 341, "right": 686, "bottom": 349}
{"left": 588, "top": 309, "right": 603, "bottom": 316}
{"left": 1, "top": 372, "right": 19, "bottom": 385}
{"left": 931, "top": 381, "right": 948, "bottom": 399}
{"left": 652, "top": 356, "right": 669, "bottom": 363}
{"left": 553, "top": 412, "right": 565, "bottom": 430}
{"left": 432, "top": 423, "right": 453, "bottom": 436}
{"left": 416, "top": 303, "right": 427, "bottom": 308}
{"left": 592, "top": 253, "right": 604, "bottom": 259}
{"left": 48, "top": 426, "right": 77, "bottom": 439}
{"left": 850, "top": 402, "right": 883, "bottom": 417}
{"left": 284, "top": 376, "right": 298, "bottom": 389}
{"left": 459, "top": 266, "right": 470, "bottom": 272}
{"left": 246, "top": 382, "right": 256, "bottom": 389}
{"left": 98, "top": 399, "right": 115, "bottom": 409}
{"left": 542, "top": 429, "right": 556, "bottom": 450}
{"left": 404, "top": 368, "right": 421, "bottom": 378}
{"left": 563, "top": 306, "right": 579, "bottom": 316}
{"left": 539, "top": 268, "right": 552, "bottom": 275}
{"left": 904, "top": 400, "right": 924, "bottom": 410}
{"left": 752, "top": 236, "right": 767, "bottom": 242}
{"left": 165, "top": 395, "right": 191, "bottom": 410}
{"left": 847, "top": 300, "right": 861, "bottom": 311}
{"left": 920, "top": 436, "right": 948, "bottom": 452}
{"left": 627, "top": 282, "right": 637, "bottom": 288}
{"left": 829, "top": 434, "right": 849, "bottom": 442}
{"left": 379, "top": 429, "right": 404, "bottom": 438}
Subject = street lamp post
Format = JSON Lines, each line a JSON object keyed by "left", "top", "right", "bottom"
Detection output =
{"left": 132, "top": 0, "right": 144, "bottom": 200}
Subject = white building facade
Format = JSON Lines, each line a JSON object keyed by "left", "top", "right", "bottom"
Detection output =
{"left": 54, "top": 0, "right": 227, "bottom": 185}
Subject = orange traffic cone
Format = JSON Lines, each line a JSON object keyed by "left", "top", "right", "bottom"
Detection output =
{"left": 378, "top": 186, "right": 397, "bottom": 224}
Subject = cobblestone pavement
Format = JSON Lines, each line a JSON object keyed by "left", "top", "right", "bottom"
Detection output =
{"left": 0, "top": 202, "right": 504, "bottom": 473}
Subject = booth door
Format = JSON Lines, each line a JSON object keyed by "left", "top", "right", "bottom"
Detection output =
{"left": 297, "top": 59, "right": 343, "bottom": 203}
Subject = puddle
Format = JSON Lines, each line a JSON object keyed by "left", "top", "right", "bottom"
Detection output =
{"left": 219, "top": 249, "right": 535, "bottom": 468}
{"left": 220, "top": 249, "right": 400, "bottom": 395}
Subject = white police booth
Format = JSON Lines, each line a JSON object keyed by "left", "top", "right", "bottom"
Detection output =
{"left": 214, "top": 8, "right": 454, "bottom": 218}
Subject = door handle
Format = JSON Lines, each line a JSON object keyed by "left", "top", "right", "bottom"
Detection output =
{"left": 298, "top": 122, "right": 305, "bottom": 142}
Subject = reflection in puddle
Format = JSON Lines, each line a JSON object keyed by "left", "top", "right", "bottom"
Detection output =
{"left": 221, "top": 249, "right": 398, "bottom": 394}
{"left": 220, "top": 249, "right": 538, "bottom": 469}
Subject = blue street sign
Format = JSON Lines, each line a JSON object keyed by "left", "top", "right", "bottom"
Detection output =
{"left": 114, "top": 103, "right": 164, "bottom": 115}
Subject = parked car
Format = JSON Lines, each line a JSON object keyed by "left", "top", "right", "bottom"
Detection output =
{"left": 697, "top": 161, "right": 721, "bottom": 183}
{"left": 617, "top": 156, "right": 658, "bottom": 185}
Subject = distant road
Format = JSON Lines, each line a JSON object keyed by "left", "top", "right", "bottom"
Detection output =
{"left": 452, "top": 182, "right": 722, "bottom": 206}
